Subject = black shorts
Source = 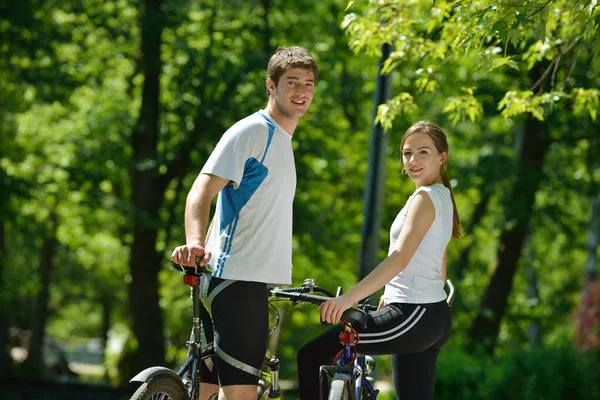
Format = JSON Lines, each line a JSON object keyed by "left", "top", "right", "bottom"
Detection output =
{"left": 198, "top": 275, "right": 269, "bottom": 386}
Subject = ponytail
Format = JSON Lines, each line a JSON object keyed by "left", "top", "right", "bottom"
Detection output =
{"left": 441, "top": 167, "right": 462, "bottom": 239}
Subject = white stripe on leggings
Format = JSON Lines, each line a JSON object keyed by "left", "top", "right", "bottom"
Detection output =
{"left": 359, "top": 306, "right": 422, "bottom": 338}
{"left": 359, "top": 307, "right": 426, "bottom": 344}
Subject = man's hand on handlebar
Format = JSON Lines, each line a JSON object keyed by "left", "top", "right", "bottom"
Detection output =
{"left": 171, "top": 243, "right": 211, "bottom": 267}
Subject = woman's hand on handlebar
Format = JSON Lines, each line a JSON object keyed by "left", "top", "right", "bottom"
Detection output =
{"left": 171, "top": 243, "right": 211, "bottom": 267}
{"left": 317, "top": 294, "right": 354, "bottom": 324}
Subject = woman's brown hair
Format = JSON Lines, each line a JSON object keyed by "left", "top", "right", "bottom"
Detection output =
{"left": 401, "top": 121, "right": 462, "bottom": 239}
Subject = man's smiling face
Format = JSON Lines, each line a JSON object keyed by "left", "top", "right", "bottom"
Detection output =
{"left": 267, "top": 67, "right": 315, "bottom": 119}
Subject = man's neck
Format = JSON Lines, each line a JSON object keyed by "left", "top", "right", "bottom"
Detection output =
{"left": 264, "top": 102, "right": 298, "bottom": 136}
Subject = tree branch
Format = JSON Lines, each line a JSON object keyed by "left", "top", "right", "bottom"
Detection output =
{"left": 527, "top": 0, "right": 554, "bottom": 19}
{"left": 530, "top": 39, "right": 579, "bottom": 92}
{"left": 551, "top": 53, "right": 561, "bottom": 90}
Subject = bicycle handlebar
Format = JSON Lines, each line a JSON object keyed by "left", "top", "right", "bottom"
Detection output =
{"left": 269, "top": 288, "right": 332, "bottom": 305}
{"left": 170, "top": 260, "right": 456, "bottom": 309}
{"left": 272, "top": 285, "right": 336, "bottom": 298}
{"left": 170, "top": 260, "right": 209, "bottom": 276}
{"left": 270, "top": 288, "right": 369, "bottom": 328}
{"left": 446, "top": 279, "right": 455, "bottom": 307}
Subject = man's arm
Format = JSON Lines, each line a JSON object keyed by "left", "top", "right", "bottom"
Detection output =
{"left": 172, "top": 173, "right": 230, "bottom": 266}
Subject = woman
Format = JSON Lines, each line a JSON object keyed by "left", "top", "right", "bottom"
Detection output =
{"left": 297, "top": 121, "right": 462, "bottom": 399}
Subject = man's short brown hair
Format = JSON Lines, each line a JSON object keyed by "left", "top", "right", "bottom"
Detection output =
{"left": 267, "top": 46, "right": 318, "bottom": 96}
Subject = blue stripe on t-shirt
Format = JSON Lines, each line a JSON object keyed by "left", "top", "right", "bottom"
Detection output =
{"left": 215, "top": 113, "right": 275, "bottom": 276}
{"left": 215, "top": 221, "right": 235, "bottom": 277}
{"left": 216, "top": 216, "right": 240, "bottom": 278}
{"left": 258, "top": 113, "right": 275, "bottom": 163}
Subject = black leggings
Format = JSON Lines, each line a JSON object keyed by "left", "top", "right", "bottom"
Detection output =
{"left": 297, "top": 301, "right": 452, "bottom": 400}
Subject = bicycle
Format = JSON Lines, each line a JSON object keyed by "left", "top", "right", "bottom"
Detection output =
{"left": 129, "top": 260, "right": 455, "bottom": 400}
{"left": 268, "top": 284, "right": 373, "bottom": 400}
{"left": 310, "top": 279, "right": 456, "bottom": 400}
{"left": 129, "top": 261, "right": 365, "bottom": 400}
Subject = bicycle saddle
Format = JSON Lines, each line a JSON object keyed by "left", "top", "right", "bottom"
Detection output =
{"left": 341, "top": 308, "right": 367, "bottom": 328}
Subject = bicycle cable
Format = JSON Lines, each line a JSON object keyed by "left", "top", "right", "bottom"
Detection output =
{"left": 267, "top": 300, "right": 280, "bottom": 336}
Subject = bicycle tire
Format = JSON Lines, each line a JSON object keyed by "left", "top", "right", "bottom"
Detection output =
{"left": 130, "top": 374, "right": 187, "bottom": 400}
{"left": 328, "top": 373, "right": 351, "bottom": 400}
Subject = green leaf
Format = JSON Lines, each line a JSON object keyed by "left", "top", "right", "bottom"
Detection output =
{"left": 507, "top": 29, "right": 522, "bottom": 47}
{"left": 490, "top": 56, "right": 520, "bottom": 71}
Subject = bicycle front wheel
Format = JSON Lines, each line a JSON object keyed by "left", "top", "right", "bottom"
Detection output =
{"left": 328, "top": 373, "right": 351, "bottom": 400}
{"left": 130, "top": 374, "right": 187, "bottom": 400}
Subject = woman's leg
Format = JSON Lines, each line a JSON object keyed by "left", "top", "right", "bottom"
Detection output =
{"left": 298, "top": 301, "right": 450, "bottom": 400}
{"left": 389, "top": 301, "right": 451, "bottom": 400}
{"left": 297, "top": 303, "right": 430, "bottom": 399}
{"left": 297, "top": 325, "right": 343, "bottom": 400}
{"left": 392, "top": 349, "right": 440, "bottom": 400}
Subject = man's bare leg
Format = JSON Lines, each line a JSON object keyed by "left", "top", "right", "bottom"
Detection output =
{"left": 219, "top": 384, "right": 257, "bottom": 400}
{"left": 200, "top": 383, "right": 219, "bottom": 400}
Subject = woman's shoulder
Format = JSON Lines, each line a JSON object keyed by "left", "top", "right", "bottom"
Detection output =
{"left": 414, "top": 184, "right": 451, "bottom": 215}
{"left": 415, "top": 183, "right": 450, "bottom": 198}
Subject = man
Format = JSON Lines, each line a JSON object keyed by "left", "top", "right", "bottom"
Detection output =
{"left": 171, "top": 46, "right": 318, "bottom": 400}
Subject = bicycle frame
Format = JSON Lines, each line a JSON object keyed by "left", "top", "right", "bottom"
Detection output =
{"left": 176, "top": 269, "right": 285, "bottom": 400}
{"left": 176, "top": 271, "right": 205, "bottom": 400}
{"left": 318, "top": 321, "right": 377, "bottom": 400}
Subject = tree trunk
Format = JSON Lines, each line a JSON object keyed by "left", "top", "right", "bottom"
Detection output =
{"left": 359, "top": 44, "right": 392, "bottom": 280}
{"left": 524, "top": 233, "right": 541, "bottom": 348}
{"left": 22, "top": 214, "right": 57, "bottom": 375}
{"left": 0, "top": 220, "right": 4, "bottom": 276}
{"left": 128, "top": 0, "right": 166, "bottom": 372}
{"left": 125, "top": 0, "right": 268, "bottom": 374}
{"left": 261, "top": 0, "right": 271, "bottom": 56}
{"left": 583, "top": 139, "right": 599, "bottom": 289}
{"left": 0, "top": 220, "right": 11, "bottom": 376}
{"left": 101, "top": 296, "right": 111, "bottom": 380}
{"left": 468, "top": 115, "right": 549, "bottom": 355}
{"left": 526, "top": 266, "right": 541, "bottom": 347}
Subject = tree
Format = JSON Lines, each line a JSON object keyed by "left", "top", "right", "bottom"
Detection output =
{"left": 343, "top": 0, "right": 600, "bottom": 354}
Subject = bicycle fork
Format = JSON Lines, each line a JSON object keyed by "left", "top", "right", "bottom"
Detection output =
{"left": 318, "top": 322, "right": 379, "bottom": 399}
{"left": 258, "top": 355, "right": 282, "bottom": 399}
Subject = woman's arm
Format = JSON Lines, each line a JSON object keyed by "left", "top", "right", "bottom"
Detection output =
{"left": 442, "top": 250, "right": 447, "bottom": 282}
{"left": 319, "top": 191, "right": 436, "bottom": 323}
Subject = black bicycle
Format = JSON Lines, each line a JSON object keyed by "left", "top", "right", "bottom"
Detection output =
{"left": 129, "top": 261, "right": 366, "bottom": 400}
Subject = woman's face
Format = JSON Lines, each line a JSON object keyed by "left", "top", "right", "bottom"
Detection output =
{"left": 402, "top": 132, "right": 446, "bottom": 187}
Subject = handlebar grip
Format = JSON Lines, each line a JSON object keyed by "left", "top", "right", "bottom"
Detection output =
{"left": 275, "top": 286, "right": 312, "bottom": 293}
{"left": 270, "top": 289, "right": 330, "bottom": 305}
{"left": 170, "top": 260, "right": 185, "bottom": 272}
{"left": 273, "top": 286, "right": 336, "bottom": 297}
{"left": 170, "top": 260, "right": 208, "bottom": 276}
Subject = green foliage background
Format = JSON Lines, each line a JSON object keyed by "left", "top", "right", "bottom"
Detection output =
{"left": 1, "top": 0, "right": 599, "bottom": 398}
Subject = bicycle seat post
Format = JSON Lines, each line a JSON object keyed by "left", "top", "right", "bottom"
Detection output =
{"left": 338, "top": 321, "right": 359, "bottom": 365}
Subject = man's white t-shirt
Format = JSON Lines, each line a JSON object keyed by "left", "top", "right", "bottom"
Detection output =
{"left": 383, "top": 184, "right": 453, "bottom": 304}
{"left": 201, "top": 110, "right": 296, "bottom": 285}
